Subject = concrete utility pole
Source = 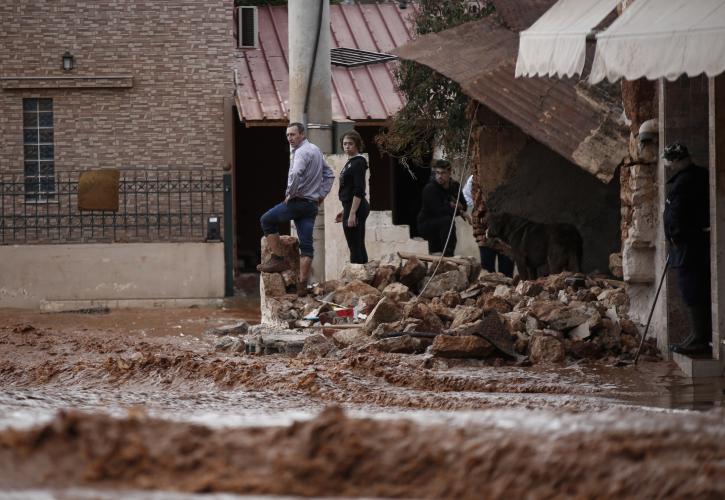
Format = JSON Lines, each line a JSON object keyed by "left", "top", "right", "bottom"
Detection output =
{"left": 289, "top": 0, "right": 332, "bottom": 283}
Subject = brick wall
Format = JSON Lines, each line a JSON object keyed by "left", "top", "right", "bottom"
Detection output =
{"left": 0, "top": 0, "right": 236, "bottom": 173}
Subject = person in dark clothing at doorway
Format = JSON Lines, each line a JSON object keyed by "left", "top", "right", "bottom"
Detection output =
{"left": 417, "top": 159, "right": 470, "bottom": 257}
{"left": 663, "top": 142, "right": 712, "bottom": 355}
{"left": 335, "top": 130, "right": 370, "bottom": 264}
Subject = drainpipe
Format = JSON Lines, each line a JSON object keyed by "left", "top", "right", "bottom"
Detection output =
{"left": 289, "top": 0, "right": 332, "bottom": 283}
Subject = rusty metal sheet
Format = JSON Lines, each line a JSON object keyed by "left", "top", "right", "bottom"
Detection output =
{"left": 78, "top": 169, "right": 119, "bottom": 211}
{"left": 234, "top": 3, "right": 415, "bottom": 124}
{"left": 393, "top": 17, "right": 627, "bottom": 183}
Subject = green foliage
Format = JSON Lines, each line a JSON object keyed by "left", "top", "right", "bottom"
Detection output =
{"left": 377, "top": 0, "right": 493, "bottom": 167}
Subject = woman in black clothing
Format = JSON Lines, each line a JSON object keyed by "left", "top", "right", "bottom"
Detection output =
{"left": 335, "top": 130, "right": 370, "bottom": 264}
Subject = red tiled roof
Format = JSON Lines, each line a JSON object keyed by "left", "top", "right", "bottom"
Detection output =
{"left": 234, "top": 3, "right": 415, "bottom": 124}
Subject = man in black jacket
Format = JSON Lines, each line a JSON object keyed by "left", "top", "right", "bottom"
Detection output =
{"left": 417, "top": 160, "right": 470, "bottom": 257}
{"left": 663, "top": 142, "right": 711, "bottom": 355}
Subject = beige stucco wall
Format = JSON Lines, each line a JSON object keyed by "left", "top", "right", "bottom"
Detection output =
{"left": 323, "top": 154, "right": 479, "bottom": 280}
{"left": 0, "top": 242, "right": 224, "bottom": 308}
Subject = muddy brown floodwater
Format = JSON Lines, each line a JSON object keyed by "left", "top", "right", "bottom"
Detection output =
{"left": 0, "top": 300, "right": 724, "bottom": 499}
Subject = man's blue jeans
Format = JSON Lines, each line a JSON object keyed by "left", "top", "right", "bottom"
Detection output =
{"left": 260, "top": 199, "right": 318, "bottom": 257}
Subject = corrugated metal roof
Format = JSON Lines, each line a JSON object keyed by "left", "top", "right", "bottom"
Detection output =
{"left": 393, "top": 16, "right": 627, "bottom": 182}
{"left": 491, "top": 0, "right": 556, "bottom": 32}
{"left": 234, "top": 3, "right": 415, "bottom": 124}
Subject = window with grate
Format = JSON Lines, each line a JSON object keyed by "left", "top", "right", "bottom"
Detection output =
{"left": 23, "top": 98, "right": 56, "bottom": 201}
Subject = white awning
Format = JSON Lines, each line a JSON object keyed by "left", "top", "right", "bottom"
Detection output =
{"left": 590, "top": 0, "right": 725, "bottom": 83}
{"left": 515, "top": 0, "right": 619, "bottom": 78}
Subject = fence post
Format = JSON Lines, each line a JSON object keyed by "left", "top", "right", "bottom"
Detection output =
{"left": 223, "top": 173, "right": 234, "bottom": 297}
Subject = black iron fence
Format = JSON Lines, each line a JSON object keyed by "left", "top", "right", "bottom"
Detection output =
{"left": 0, "top": 169, "right": 225, "bottom": 245}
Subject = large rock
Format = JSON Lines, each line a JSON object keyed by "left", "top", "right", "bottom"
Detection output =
{"left": 299, "top": 333, "right": 336, "bottom": 358}
{"left": 364, "top": 297, "right": 403, "bottom": 333}
{"left": 515, "top": 281, "right": 544, "bottom": 297}
{"left": 382, "top": 282, "right": 412, "bottom": 303}
{"left": 597, "top": 288, "right": 628, "bottom": 311}
{"left": 372, "top": 266, "right": 397, "bottom": 290}
{"left": 449, "top": 306, "right": 483, "bottom": 329}
{"left": 399, "top": 257, "right": 427, "bottom": 288}
{"left": 333, "top": 280, "right": 381, "bottom": 306}
{"left": 529, "top": 332, "right": 566, "bottom": 364}
{"left": 477, "top": 312, "right": 516, "bottom": 358}
{"left": 429, "top": 299, "right": 456, "bottom": 323}
{"left": 480, "top": 294, "right": 513, "bottom": 314}
{"left": 419, "top": 270, "right": 469, "bottom": 299}
{"left": 530, "top": 301, "right": 590, "bottom": 331}
{"left": 478, "top": 271, "right": 513, "bottom": 287}
{"left": 341, "top": 261, "right": 379, "bottom": 284}
{"left": 404, "top": 300, "right": 445, "bottom": 333}
{"left": 445, "top": 319, "right": 484, "bottom": 337}
{"left": 430, "top": 335, "right": 495, "bottom": 358}
{"left": 332, "top": 328, "right": 370, "bottom": 347}
{"left": 440, "top": 290, "right": 461, "bottom": 308}
{"left": 569, "top": 340, "right": 603, "bottom": 359}
{"left": 493, "top": 285, "right": 522, "bottom": 305}
{"left": 372, "top": 335, "right": 426, "bottom": 354}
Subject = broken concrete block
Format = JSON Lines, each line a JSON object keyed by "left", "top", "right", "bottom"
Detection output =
{"left": 299, "top": 333, "right": 336, "bottom": 359}
{"left": 441, "top": 290, "right": 461, "bottom": 308}
{"left": 419, "top": 270, "right": 469, "bottom": 299}
{"left": 382, "top": 282, "right": 412, "bottom": 303}
{"left": 372, "top": 266, "right": 397, "bottom": 290}
{"left": 477, "top": 312, "right": 516, "bottom": 358}
{"left": 597, "top": 288, "right": 628, "bottom": 311}
{"left": 569, "top": 322, "right": 591, "bottom": 341}
{"left": 205, "top": 320, "right": 249, "bottom": 336}
{"left": 430, "top": 335, "right": 494, "bottom": 358}
{"left": 449, "top": 305, "right": 483, "bottom": 329}
{"left": 341, "top": 262, "right": 378, "bottom": 284}
{"left": 364, "top": 297, "right": 403, "bottom": 333}
{"left": 622, "top": 243, "right": 655, "bottom": 284}
{"left": 481, "top": 295, "right": 513, "bottom": 314}
{"left": 373, "top": 335, "right": 426, "bottom": 354}
{"left": 399, "top": 257, "right": 427, "bottom": 289}
{"left": 478, "top": 270, "right": 513, "bottom": 287}
{"left": 332, "top": 328, "right": 369, "bottom": 347}
{"left": 261, "top": 272, "right": 287, "bottom": 297}
{"left": 530, "top": 301, "right": 589, "bottom": 331}
{"left": 515, "top": 281, "right": 544, "bottom": 297}
{"left": 493, "top": 285, "right": 522, "bottom": 305}
{"left": 429, "top": 299, "right": 456, "bottom": 323}
{"left": 404, "top": 300, "right": 445, "bottom": 333}
{"left": 333, "top": 280, "right": 381, "bottom": 306}
{"left": 529, "top": 332, "right": 566, "bottom": 364}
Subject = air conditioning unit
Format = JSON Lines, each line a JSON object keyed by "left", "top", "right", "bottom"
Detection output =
{"left": 237, "top": 6, "right": 258, "bottom": 49}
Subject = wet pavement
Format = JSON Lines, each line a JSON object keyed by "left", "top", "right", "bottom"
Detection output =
{"left": 0, "top": 302, "right": 723, "bottom": 498}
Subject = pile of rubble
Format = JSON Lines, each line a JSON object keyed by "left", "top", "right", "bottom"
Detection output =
{"left": 241, "top": 237, "right": 654, "bottom": 364}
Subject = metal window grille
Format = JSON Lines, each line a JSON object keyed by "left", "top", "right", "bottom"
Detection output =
{"left": 0, "top": 169, "right": 224, "bottom": 245}
{"left": 23, "top": 98, "right": 56, "bottom": 202}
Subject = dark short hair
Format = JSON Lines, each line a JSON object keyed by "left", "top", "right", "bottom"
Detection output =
{"left": 340, "top": 130, "right": 364, "bottom": 152}
{"left": 431, "top": 159, "right": 451, "bottom": 171}
{"left": 287, "top": 122, "right": 305, "bottom": 134}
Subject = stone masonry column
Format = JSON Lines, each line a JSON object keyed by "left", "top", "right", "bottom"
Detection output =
{"left": 289, "top": 0, "right": 332, "bottom": 284}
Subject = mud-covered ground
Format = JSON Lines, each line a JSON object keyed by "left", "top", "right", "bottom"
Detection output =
{"left": 1, "top": 302, "right": 724, "bottom": 499}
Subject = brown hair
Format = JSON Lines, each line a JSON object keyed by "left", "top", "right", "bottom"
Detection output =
{"left": 431, "top": 159, "right": 451, "bottom": 171}
{"left": 340, "top": 130, "right": 364, "bottom": 153}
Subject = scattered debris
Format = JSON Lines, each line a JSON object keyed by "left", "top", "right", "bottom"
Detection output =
{"left": 254, "top": 248, "right": 656, "bottom": 364}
